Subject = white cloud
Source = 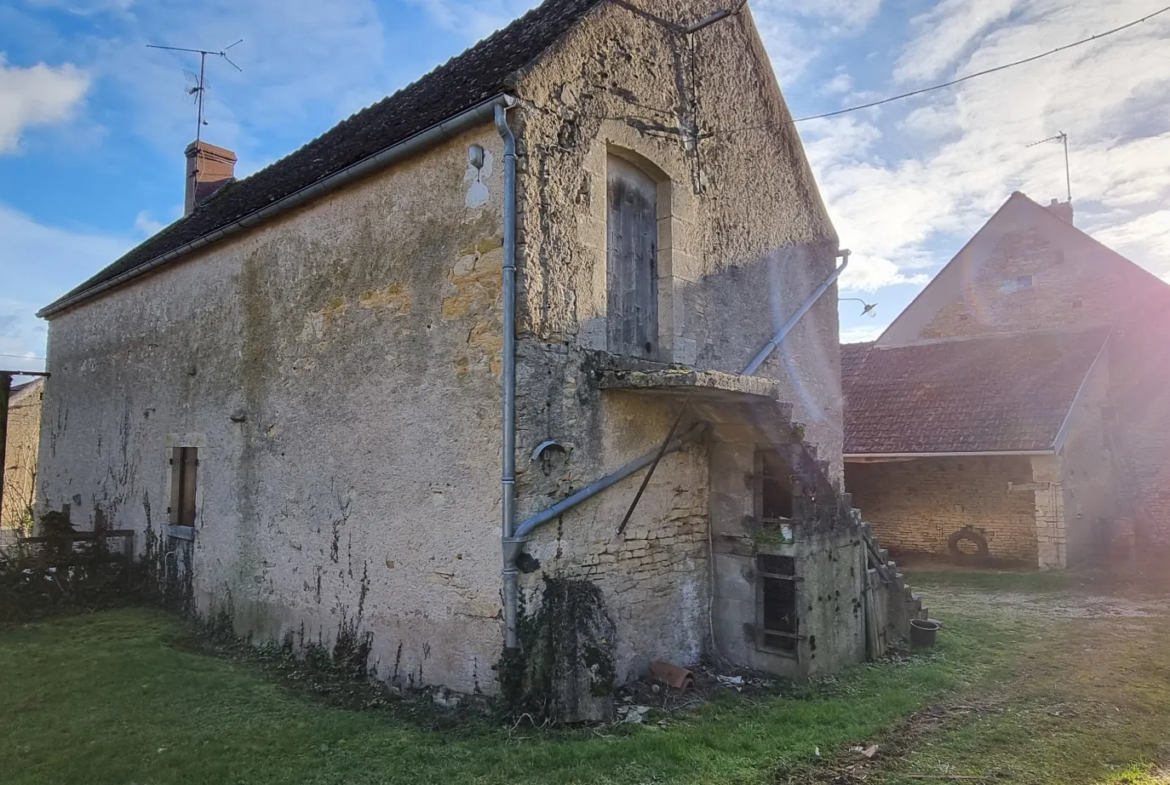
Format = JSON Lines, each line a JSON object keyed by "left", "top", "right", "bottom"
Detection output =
{"left": 840, "top": 255, "right": 931, "bottom": 292}
{"left": 133, "top": 210, "right": 163, "bottom": 237}
{"left": 840, "top": 323, "right": 885, "bottom": 344}
{"left": 0, "top": 201, "right": 132, "bottom": 365}
{"left": 893, "top": 0, "right": 1019, "bottom": 83}
{"left": 751, "top": 0, "right": 884, "bottom": 85}
{"left": 0, "top": 53, "right": 90, "bottom": 153}
{"left": 1092, "top": 210, "right": 1170, "bottom": 275}
{"left": 794, "top": 0, "right": 1170, "bottom": 301}
{"left": 823, "top": 73, "right": 853, "bottom": 95}
{"left": 25, "top": 0, "right": 134, "bottom": 16}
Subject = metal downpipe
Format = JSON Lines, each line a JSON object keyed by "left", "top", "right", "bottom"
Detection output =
{"left": 743, "top": 249, "right": 851, "bottom": 376}
{"left": 495, "top": 103, "right": 520, "bottom": 650}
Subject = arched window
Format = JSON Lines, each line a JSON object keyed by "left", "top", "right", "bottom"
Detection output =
{"left": 607, "top": 155, "right": 659, "bottom": 358}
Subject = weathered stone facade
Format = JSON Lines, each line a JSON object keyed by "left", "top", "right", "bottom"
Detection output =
{"left": 508, "top": 0, "right": 845, "bottom": 684}
{"left": 3, "top": 378, "right": 42, "bottom": 531}
{"left": 37, "top": 0, "right": 853, "bottom": 698}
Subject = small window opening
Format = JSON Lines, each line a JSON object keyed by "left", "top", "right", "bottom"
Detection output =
{"left": 758, "top": 450, "right": 794, "bottom": 522}
{"left": 1013, "top": 274, "right": 1034, "bottom": 291}
{"left": 757, "top": 554, "right": 798, "bottom": 653}
{"left": 170, "top": 447, "right": 199, "bottom": 528}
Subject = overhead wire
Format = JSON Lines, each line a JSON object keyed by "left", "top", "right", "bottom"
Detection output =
{"left": 719, "top": 3, "right": 1170, "bottom": 135}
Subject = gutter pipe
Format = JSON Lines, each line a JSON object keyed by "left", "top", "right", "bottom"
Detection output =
{"left": 495, "top": 103, "right": 521, "bottom": 650}
{"left": 742, "top": 249, "right": 851, "bottom": 376}
{"left": 492, "top": 90, "right": 705, "bottom": 640}
{"left": 38, "top": 94, "right": 518, "bottom": 319}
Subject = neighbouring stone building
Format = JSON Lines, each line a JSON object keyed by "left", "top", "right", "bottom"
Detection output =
{"left": 844, "top": 192, "right": 1170, "bottom": 569}
{"left": 2, "top": 377, "right": 44, "bottom": 532}
{"left": 35, "top": 0, "right": 914, "bottom": 717}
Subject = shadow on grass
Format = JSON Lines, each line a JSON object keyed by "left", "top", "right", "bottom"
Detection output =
{"left": 0, "top": 605, "right": 1024, "bottom": 785}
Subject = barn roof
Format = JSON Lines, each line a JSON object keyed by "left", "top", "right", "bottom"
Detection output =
{"left": 842, "top": 331, "right": 1107, "bottom": 455}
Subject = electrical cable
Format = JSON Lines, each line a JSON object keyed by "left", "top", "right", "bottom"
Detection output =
{"left": 723, "top": 3, "right": 1170, "bottom": 133}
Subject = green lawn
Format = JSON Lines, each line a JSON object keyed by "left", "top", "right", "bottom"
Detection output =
{"left": 1, "top": 569, "right": 1168, "bottom": 784}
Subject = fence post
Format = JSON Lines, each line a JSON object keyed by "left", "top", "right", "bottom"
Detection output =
{"left": 0, "top": 372, "right": 11, "bottom": 525}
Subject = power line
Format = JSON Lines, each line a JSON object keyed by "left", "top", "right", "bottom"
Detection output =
{"left": 732, "top": 3, "right": 1170, "bottom": 132}
{"left": 0, "top": 354, "right": 45, "bottom": 362}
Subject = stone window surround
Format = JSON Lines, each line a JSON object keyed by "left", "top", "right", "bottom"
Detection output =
{"left": 578, "top": 129, "right": 700, "bottom": 366}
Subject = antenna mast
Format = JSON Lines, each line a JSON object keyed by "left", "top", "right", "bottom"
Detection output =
{"left": 1027, "top": 131, "right": 1071, "bottom": 203}
{"left": 148, "top": 38, "right": 244, "bottom": 210}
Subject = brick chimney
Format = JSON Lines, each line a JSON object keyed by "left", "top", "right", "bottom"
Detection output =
{"left": 185, "top": 140, "right": 237, "bottom": 215}
{"left": 1046, "top": 198, "right": 1074, "bottom": 224}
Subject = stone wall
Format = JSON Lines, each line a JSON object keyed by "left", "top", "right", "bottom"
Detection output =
{"left": 37, "top": 0, "right": 844, "bottom": 696}
{"left": 845, "top": 456, "right": 1038, "bottom": 563}
{"left": 2, "top": 379, "right": 42, "bottom": 530}
{"left": 39, "top": 125, "right": 510, "bottom": 694}
{"left": 1055, "top": 350, "right": 1114, "bottom": 565}
{"left": 509, "top": 0, "right": 842, "bottom": 682}
{"left": 1108, "top": 321, "right": 1170, "bottom": 547}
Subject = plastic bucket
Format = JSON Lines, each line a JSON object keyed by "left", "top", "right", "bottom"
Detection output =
{"left": 910, "top": 619, "right": 941, "bottom": 647}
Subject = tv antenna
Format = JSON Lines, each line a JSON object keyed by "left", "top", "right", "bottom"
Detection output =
{"left": 1027, "top": 131, "right": 1071, "bottom": 203}
{"left": 146, "top": 40, "right": 243, "bottom": 146}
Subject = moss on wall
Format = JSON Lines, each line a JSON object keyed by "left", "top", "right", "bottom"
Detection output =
{"left": 498, "top": 576, "right": 616, "bottom": 723}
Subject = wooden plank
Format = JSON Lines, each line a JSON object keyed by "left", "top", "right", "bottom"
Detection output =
{"left": 607, "top": 156, "right": 659, "bottom": 358}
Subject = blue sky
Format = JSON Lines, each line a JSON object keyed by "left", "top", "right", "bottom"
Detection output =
{"left": 2, "top": 0, "right": 1169, "bottom": 375}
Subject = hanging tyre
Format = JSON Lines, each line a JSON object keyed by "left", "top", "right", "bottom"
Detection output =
{"left": 947, "top": 526, "right": 990, "bottom": 562}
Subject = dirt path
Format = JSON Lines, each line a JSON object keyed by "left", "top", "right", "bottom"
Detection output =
{"left": 784, "top": 569, "right": 1170, "bottom": 784}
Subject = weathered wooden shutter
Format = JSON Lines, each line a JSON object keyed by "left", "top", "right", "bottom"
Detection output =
{"left": 169, "top": 448, "right": 182, "bottom": 526}
{"left": 178, "top": 448, "right": 198, "bottom": 528}
{"left": 607, "top": 156, "right": 659, "bottom": 358}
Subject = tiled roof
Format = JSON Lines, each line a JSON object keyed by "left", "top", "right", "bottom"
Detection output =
{"left": 842, "top": 332, "right": 1107, "bottom": 455}
{"left": 45, "top": 0, "right": 604, "bottom": 313}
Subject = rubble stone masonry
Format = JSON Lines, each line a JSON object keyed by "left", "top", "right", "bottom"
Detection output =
{"left": 845, "top": 456, "right": 1038, "bottom": 563}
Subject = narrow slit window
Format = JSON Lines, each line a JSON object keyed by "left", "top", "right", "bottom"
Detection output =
{"left": 170, "top": 447, "right": 198, "bottom": 528}
{"left": 606, "top": 155, "right": 659, "bottom": 358}
{"left": 757, "top": 554, "right": 798, "bottom": 653}
{"left": 758, "top": 450, "right": 794, "bottom": 522}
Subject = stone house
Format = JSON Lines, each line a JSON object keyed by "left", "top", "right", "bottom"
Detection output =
{"left": 2, "top": 377, "right": 44, "bottom": 532}
{"left": 36, "top": 0, "right": 908, "bottom": 714}
{"left": 844, "top": 192, "right": 1170, "bottom": 569}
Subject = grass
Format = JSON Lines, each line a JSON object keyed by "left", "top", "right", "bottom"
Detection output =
{"left": 0, "top": 567, "right": 1168, "bottom": 784}
{"left": 876, "top": 570, "right": 1170, "bottom": 785}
